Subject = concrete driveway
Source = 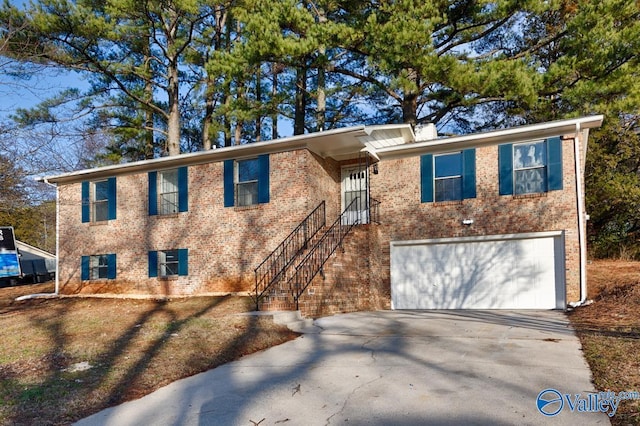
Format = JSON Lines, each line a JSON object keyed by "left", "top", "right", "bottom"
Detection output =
{"left": 76, "top": 310, "right": 610, "bottom": 425}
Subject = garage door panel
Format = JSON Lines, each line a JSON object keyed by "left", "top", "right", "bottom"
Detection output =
{"left": 391, "top": 234, "right": 565, "bottom": 310}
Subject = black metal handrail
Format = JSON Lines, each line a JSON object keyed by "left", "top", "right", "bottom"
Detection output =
{"left": 289, "top": 197, "right": 360, "bottom": 309}
{"left": 254, "top": 201, "right": 326, "bottom": 309}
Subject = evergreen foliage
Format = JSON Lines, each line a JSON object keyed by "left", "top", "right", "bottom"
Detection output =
{"left": 0, "top": 0, "right": 638, "bottom": 257}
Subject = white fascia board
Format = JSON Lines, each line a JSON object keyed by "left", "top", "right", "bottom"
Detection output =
{"left": 41, "top": 126, "right": 369, "bottom": 185}
{"left": 16, "top": 240, "right": 56, "bottom": 259}
{"left": 374, "top": 116, "right": 603, "bottom": 160}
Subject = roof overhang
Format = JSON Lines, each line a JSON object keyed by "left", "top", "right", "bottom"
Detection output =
{"left": 372, "top": 115, "right": 604, "bottom": 160}
{"left": 16, "top": 240, "right": 56, "bottom": 260}
{"left": 40, "top": 116, "right": 603, "bottom": 185}
{"left": 41, "top": 124, "right": 413, "bottom": 185}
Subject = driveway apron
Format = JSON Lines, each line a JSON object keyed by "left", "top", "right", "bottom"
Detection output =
{"left": 75, "top": 310, "right": 610, "bottom": 425}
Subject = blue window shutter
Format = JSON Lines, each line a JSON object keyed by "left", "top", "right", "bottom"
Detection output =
{"left": 107, "top": 177, "right": 117, "bottom": 220}
{"left": 178, "top": 248, "right": 189, "bottom": 276}
{"left": 81, "top": 181, "right": 90, "bottom": 223}
{"left": 107, "top": 254, "right": 117, "bottom": 279}
{"left": 148, "top": 251, "right": 158, "bottom": 278}
{"left": 148, "top": 171, "right": 158, "bottom": 216}
{"left": 498, "top": 144, "right": 514, "bottom": 196}
{"left": 547, "top": 137, "right": 563, "bottom": 191}
{"left": 462, "top": 149, "right": 476, "bottom": 199}
{"left": 81, "top": 256, "right": 90, "bottom": 280}
{"left": 420, "top": 154, "right": 433, "bottom": 203}
{"left": 223, "top": 160, "right": 234, "bottom": 207}
{"left": 178, "top": 167, "right": 189, "bottom": 212}
{"left": 257, "top": 154, "right": 270, "bottom": 204}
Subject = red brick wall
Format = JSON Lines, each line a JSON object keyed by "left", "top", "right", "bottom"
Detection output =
{"left": 57, "top": 131, "right": 586, "bottom": 309}
{"left": 369, "top": 135, "right": 584, "bottom": 303}
{"left": 295, "top": 225, "right": 391, "bottom": 317}
{"left": 56, "top": 149, "right": 341, "bottom": 296}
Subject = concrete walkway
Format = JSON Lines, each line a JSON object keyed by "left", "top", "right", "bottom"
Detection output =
{"left": 76, "top": 310, "right": 609, "bottom": 425}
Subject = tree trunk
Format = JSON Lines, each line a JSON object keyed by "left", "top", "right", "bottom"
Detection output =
{"left": 165, "top": 7, "right": 181, "bottom": 156}
{"left": 401, "top": 68, "right": 419, "bottom": 126}
{"left": 143, "top": 33, "right": 154, "bottom": 159}
{"left": 255, "top": 65, "right": 262, "bottom": 142}
{"left": 234, "top": 78, "right": 244, "bottom": 144}
{"left": 202, "top": 5, "right": 229, "bottom": 150}
{"left": 316, "top": 8, "right": 327, "bottom": 132}
{"left": 401, "top": 94, "right": 418, "bottom": 126}
{"left": 167, "top": 60, "right": 181, "bottom": 156}
{"left": 223, "top": 85, "right": 232, "bottom": 147}
{"left": 271, "top": 63, "right": 279, "bottom": 140}
{"left": 316, "top": 48, "right": 326, "bottom": 132}
{"left": 294, "top": 65, "right": 307, "bottom": 135}
{"left": 202, "top": 80, "right": 214, "bottom": 150}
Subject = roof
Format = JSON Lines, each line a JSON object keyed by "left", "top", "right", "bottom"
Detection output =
{"left": 375, "top": 115, "right": 603, "bottom": 160}
{"left": 42, "top": 125, "right": 414, "bottom": 185}
{"left": 41, "top": 115, "right": 603, "bottom": 185}
{"left": 16, "top": 240, "right": 56, "bottom": 260}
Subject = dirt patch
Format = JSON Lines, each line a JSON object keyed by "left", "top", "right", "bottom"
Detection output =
{"left": 0, "top": 284, "right": 298, "bottom": 426}
{"left": 568, "top": 260, "right": 640, "bottom": 425}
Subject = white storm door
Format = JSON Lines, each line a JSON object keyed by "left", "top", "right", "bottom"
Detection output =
{"left": 341, "top": 166, "right": 369, "bottom": 225}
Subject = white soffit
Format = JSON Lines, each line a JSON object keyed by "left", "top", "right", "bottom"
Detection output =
{"left": 360, "top": 124, "right": 415, "bottom": 149}
{"left": 305, "top": 124, "right": 414, "bottom": 160}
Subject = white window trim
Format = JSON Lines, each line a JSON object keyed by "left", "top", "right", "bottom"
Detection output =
{"left": 433, "top": 151, "right": 463, "bottom": 202}
{"left": 158, "top": 170, "right": 179, "bottom": 215}
{"left": 91, "top": 180, "right": 109, "bottom": 222}
{"left": 89, "top": 254, "right": 108, "bottom": 280}
{"left": 235, "top": 158, "right": 259, "bottom": 207}
{"left": 158, "top": 249, "right": 179, "bottom": 277}
{"left": 513, "top": 141, "right": 547, "bottom": 195}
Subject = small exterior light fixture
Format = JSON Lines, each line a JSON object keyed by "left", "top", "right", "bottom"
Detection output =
{"left": 373, "top": 164, "right": 379, "bottom": 174}
{"left": 462, "top": 219, "right": 474, "bottom": 225}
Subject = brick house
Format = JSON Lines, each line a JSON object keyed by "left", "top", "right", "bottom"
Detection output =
{"left": 43, "top": 115, "right": 603, "bottom": 317}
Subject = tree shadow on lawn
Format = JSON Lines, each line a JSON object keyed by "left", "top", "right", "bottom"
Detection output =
{"left": 0, "top": 295, "right": 293, "bottom": 426}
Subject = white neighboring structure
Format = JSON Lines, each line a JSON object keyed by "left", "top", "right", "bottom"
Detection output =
{"left": 16, "top": 240, "right": 56, "bottom": 282}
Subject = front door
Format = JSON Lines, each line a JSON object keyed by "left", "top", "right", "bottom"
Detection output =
{"left": 342, "top": 165, "right": 369, "bottom": 225}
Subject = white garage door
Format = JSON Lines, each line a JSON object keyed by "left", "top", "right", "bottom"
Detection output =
{"left": 390, "top": 232, "right": 565, "bottom": 309}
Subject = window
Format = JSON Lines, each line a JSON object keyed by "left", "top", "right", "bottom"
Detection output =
{"left": 159, "top": 250, "right": 179, "bottom": 276}
{"left": 91, "top": 255, "right": 109, "bottom": 279}
{"left": 421, "top": 149, "right": 476, "bottom": 203}
{"left": 499, "top": 137, "right": 562, "bottom": 196}
{"left": 434, "top": 152, "right": 462, "bottom": 202}
{"left": 236, "top": 158, "right": 259, "bottom": 206}
{"left": 148, "top": 167, "right": 188, "bottom": 215}
{"left": 93, "top": 180, "right": 110, "bottom": 221}
{"left": 81, "top": 254, "right": 116, "bottom": 280}
{"left": 513, "top": 141, "right": 547, "bottom": 195}
{"left": 148, "top": 249, "right": 188, "bottom": 278}
{"left": 82, "top": 178, "right": 116, "bottom": 223}
{"left": 159, "top": 170, "right": 179, "bottom": 214}
{"left": 224, "top": 155, "right": 270, "bottom": 207}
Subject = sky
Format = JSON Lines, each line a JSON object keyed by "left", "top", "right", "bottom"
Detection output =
{"left": 0, "top": 66, "right": 89, "bottom": 119}
{"left": 0, "top": 1, "right": 89, "bottom": 118}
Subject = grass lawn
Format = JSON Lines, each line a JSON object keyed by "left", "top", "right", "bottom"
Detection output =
{"left": 568, "top": 260, "right": 640, "bottom": 425}
{"left": 0, "top": 284, "right": 298, "bottom": 426}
